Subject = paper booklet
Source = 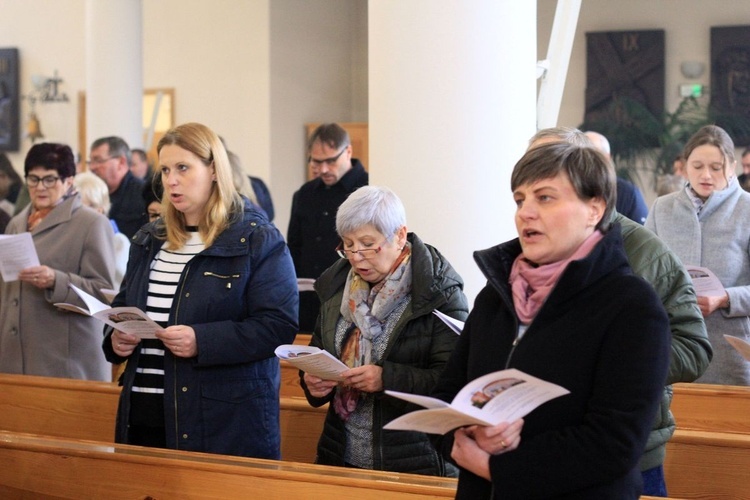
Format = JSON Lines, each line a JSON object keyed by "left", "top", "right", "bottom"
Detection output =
{"left": 275, "top": 344, "right": 349, "bottom": 381}
{"left": 432, "top": 309, "right": 464, "bottom": 335}
{"left": 686, "top": 265, "right": 726, "bottom": 297}
{"left": 0, "top": 233, "right": 40, "bottom": 282}
{"left": 383, "top": 368, "right": 569, "bottom": 435}
{"left": 297, "top": 278, "right": 316, "bottom": 292}
{"left": 725, "top": 334, "right": 750, "bottom": 362}
{"left": 54, "top": 284, "right": 161, "bottom": 339}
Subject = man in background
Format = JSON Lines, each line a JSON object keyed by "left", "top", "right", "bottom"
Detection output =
{"left": 89, "top": 136, "right": 147, "bottom": 239}
{"left": 287, "top": 123, "right": 368, "bottom": 332}
{"left": 584, "top": 130, "right": 649, "bottom": 224}
{"left": 130, "top": 148, "right": 152, "bottom": 180}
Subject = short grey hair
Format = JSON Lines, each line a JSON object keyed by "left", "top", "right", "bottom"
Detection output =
{"left": 528, "top": 127, "right": 592, "bottom": 149}
{"left": 336, "top": 186, "right": 406, "bottom": 242}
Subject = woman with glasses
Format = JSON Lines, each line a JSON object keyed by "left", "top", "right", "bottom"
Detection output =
{"left": 300, "top": 185, "right": 468, "bottom": 476}
{"left": 0, "top": 143, "right": 115, "bottom": 381}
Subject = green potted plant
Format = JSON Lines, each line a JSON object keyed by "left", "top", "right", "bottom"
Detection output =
{"left": 581, "top": 95, "right": 750, "bottom": 190}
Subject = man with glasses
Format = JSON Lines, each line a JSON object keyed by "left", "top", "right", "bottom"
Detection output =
{"left": 88, "top": 136, "right": 147, "bottom": 239}
{"left": 287, "top": 123, "right": 368, "bottom": 332}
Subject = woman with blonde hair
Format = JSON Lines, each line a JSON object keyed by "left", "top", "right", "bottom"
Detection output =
{"left": 103, "top": 122, "right": 298, "bottom": 458}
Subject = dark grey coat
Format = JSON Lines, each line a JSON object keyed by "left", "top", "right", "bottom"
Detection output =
{"left": 301, "top": 232, "right": 468, "bottom": 475}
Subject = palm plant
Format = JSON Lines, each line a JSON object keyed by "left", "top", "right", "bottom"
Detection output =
{"left": 580, "top": 95, "right": 750, "bottom": 189}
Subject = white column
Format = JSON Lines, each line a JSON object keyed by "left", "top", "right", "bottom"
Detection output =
{"left": 369, "top": 1, "right": 537, "bottom": 303}
{"left": 85, "top": 0, "right": 143, "bottom": 150}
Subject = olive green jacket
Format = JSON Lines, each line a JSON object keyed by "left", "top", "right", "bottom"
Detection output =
{"left": 614, "top": 212, "right": 712, "bottom": 470}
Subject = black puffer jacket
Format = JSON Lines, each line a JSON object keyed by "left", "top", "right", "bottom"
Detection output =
{"left": 300, "top": 232, "right": 468, "bottom": 475}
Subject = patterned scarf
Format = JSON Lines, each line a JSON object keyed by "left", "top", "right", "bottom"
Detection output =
{"left": 510, "top": 230, "right": 603, "bottom": 324}
{"left": 27, "top": 207, "right": 53, "bottom": 231}
{"left": 333, "top": 243, "right": 412, "bottom": 421}
{"left": 27, "top": 185, "right": 75, "bottom": 231}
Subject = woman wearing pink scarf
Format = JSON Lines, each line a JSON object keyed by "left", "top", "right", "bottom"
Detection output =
{"left": 431, "top": 142, "right": 670, "bottom": 499}
{"left": 300, "top": 185, "right": 468, "bottom": 476}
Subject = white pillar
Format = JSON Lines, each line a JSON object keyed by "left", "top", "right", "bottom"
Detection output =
{"left": 85, "top": 0, "right": 143, "bottom": 150}
{"left": 369, "top": 1, "right": 537, "bottom": 303}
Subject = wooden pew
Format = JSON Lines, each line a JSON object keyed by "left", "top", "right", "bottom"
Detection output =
{"left": 0, "top": 373, "right": 325, "bottom": 463}
{"left": 0, "top": 431, "right": 457, "bottom": 499}
{"left": 671, "top": 382, "right": 750, "bottom": 434}
{"left": 0, "top": 431, "right": 675, "bottom": 500}
{"left": 0, "top": 374, "right": 119, "bottom": 442}
{"left": 281, "top": 359, "right": 306, "bottom": 397}
{"left": 665, "top": 428, "right": 750, "bottom": 499}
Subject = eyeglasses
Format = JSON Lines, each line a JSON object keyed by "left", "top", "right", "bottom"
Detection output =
{"left": 336, "top": 241, "right": 383, "bottom": 259}
{"left": 309, "top": 146, "right": 348, "bottom": 169}
{"left": 86, "top": 156, "right": 115, "bottom": 166}
{"left": 26, "top": 174, "right": 62, "bottom": 188}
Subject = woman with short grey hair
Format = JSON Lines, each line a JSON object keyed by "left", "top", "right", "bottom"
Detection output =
{"left": 301, "top": 185, "right": 468, "bottom": 476}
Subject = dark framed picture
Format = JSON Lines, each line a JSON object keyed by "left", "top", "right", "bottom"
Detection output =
{"left": 0, "top": 48, "right": 20, "bottom": 152}
{"left": 584, "top": 30, "right": 665, "bottom": 130}
{"left": 711, "top": 26, "right": 750, "bottom": 145}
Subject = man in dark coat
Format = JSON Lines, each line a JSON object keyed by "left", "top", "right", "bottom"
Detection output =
{"left": 287, "top": 123, "right": 368, "bottom": 332}
{"left": 89, "top": 136, "right": 148, "bottom": 239}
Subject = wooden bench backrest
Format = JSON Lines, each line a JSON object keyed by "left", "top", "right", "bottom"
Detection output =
{"left": 0, "top": 373, "right": 325, "bottom": 463}
{"left": 671, "top": 382, "right": 750, "bottom": 434}
{"left": 665, "top": 428, "right": 750, "bottom": 499}
{"left": 0, "top": 431, "right": 456, "bottom": 499}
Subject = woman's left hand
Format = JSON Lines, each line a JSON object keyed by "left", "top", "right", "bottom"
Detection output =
{"left": 18, "top": 265, "right": 56, "bottom": 290}
{"left": 697, "top": 293, "right": 729, "bottom": 317}
{"left": 452, "top": 427, "right": 491, "bottom": 480}
{"left": 342, "top": 364, "right": 383, "bottom": 393}
{"left": 156, "top": 325, "right": 198, "bottom": 358}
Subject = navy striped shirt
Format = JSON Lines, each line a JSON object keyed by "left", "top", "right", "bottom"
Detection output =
{"left": 130, "top": 229, "right": 204, "bottom": 426}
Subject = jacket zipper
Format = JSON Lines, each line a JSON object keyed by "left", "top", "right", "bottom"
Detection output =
{"left": 172, "top": 264, "right": 191, "bottom": 448}
{"left": 203, "top": 271, "right": 240, "bottom": 279}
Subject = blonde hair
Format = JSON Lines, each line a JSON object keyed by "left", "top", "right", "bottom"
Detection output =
{"left": 74, "top": 171, "right": 111, "bottom": 215}
{"left": 156, "top": 123, "right": 243, "bottom": 249}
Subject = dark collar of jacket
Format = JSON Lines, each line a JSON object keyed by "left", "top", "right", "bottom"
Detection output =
{"left": 473, "top": 223, "right": 629, "bottom": 306}
{"left": 311, "top": 159, "right": 368, "bottom": 192}
{"left": 314, "top": 232, "right": 462, "bottom": 316}
{"left": 130, "top": 202, "right": 270, "bottom": 258}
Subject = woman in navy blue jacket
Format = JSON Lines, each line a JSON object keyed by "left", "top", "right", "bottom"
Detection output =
{"left": 431, "top": 142, "right": 670, "bottom": 499}
{"left": 103, "top": 122, "right": 298, "bottom": 458}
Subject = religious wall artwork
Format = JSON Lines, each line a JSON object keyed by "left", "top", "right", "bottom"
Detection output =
{"left": 711, "top": 26, "right": 750, "bottom": 145}
{"left": 0, "top": 48, "right": 20, "bottom": 151}
{"left": 584, "top": 30, "right": 665, "bottom": 132}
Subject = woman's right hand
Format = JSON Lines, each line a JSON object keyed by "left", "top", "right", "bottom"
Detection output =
{"left": 112, "top": 329, "right": 140, "bottom": 357}
{"left": 303, "top": 372, "right": 338, "bottom": 398}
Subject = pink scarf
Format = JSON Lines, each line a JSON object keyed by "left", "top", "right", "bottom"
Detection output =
{"left": 510, "top": 230, "right": 604, "bottom": 324}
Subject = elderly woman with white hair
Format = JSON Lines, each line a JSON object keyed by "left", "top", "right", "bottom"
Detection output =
{"left": 300, "top": 185, "right": 468, "bottom": 476}
{"left": 73, "top": 171, "right": 130, "bottom": 293}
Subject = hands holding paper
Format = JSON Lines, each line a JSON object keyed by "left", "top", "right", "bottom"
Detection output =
{"left": 111, "top": 329, "right": 141, "bottom": 357}
{"left": 18, "top": 265, "right": 56, "bottom": 290}
{"left": 304, "top": 364, "right": 384, "bottom": 398}
{"left": 452, "top": 418, "right": 525, "bottom": 480}
{"left": 112, "top": 324, "right": 197, "bottom": 358}
{"left": 697, "top": 293, "right": 729, "bottom": 317}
